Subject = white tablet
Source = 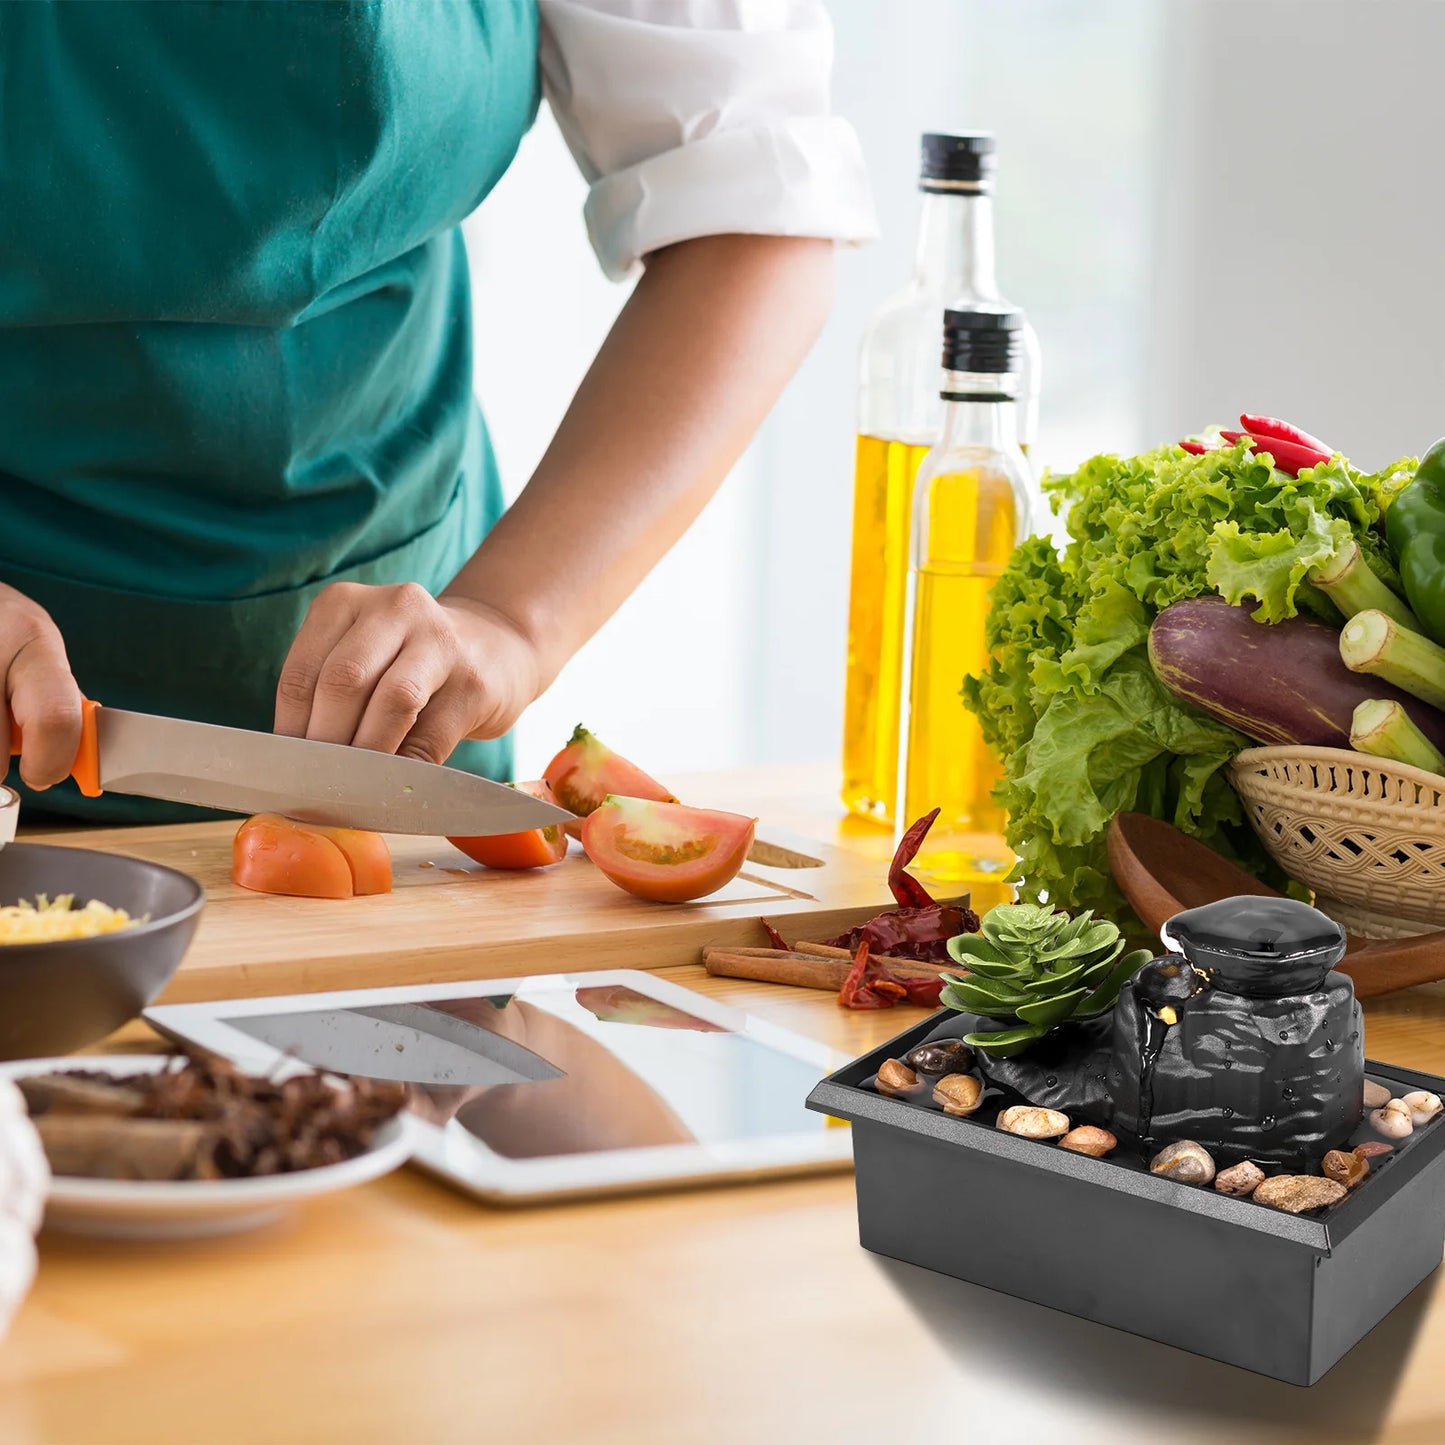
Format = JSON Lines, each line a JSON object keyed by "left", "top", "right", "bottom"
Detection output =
{"left": 145, "top": 970, "right": 853, "bottom": 1204}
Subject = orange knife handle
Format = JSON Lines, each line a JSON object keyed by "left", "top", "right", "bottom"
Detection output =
{"left": 9, "top": 698, "right": 103, "bottom": 797}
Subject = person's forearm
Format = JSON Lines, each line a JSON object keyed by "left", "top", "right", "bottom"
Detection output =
{"left": 443, "top": 233, "right": 835, "bottom": 694}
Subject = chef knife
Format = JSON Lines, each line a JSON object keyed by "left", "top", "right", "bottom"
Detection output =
{"left": 9, "top": 699, "right": 572, "bottom": 836}
{"left": 218, "top": 1002, "right": 565, "bottom": 1088}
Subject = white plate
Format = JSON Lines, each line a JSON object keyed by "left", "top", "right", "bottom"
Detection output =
{"left": 0, "top": 1056, "right": 413, "bottom": 1240}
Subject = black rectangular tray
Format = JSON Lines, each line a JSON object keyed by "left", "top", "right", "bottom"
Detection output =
{"left": 806, "top": 1010, "right": 1445, "bottom": 1386}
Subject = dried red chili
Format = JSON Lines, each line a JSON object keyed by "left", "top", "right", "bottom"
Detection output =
{"left": 838, "top": 942, "right": 895, "bottom": 1010}
{"left": 837, "top": 941, "right": 945, "bottom": 1011}
{"left": 896, "top": 974, "right": 944, "bottom": 1008}
{"left": 824, "top": 809, "right": 980, "bottom": 963}
{"left": 888, "top": 807, "right": 940, "bottom": 908}
{"left": 759, "top": 919, "right": 790, "bottom": 951}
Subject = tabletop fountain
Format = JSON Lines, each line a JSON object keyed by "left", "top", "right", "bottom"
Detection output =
{"left": 808, "top": 894, "right": 1445, "bottom": 1385}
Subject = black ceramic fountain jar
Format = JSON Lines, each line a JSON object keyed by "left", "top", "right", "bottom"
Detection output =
{"left": 1108, "top": 897, "right": 1365, "bottom": 1163}
{"left": 806, "top": 895, "right": 1445, "bottom": 1386}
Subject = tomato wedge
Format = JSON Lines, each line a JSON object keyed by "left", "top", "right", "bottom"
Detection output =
{"left": 233, "top": 814, "right": 392, "bottom": 899}
{"left": 307, "top": 824, "right": 393, "bottom": 896}
{"left": 581, "top": 797, "right": 756, "bottom": 903}
{"left": 543, "top": 726, "right": 676, "bottom": 820}
{"left": 448, "top": 781, "right": 569, "bottom": 871}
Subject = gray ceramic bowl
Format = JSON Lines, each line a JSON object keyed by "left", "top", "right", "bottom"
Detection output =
{"left": 0, "top": 841, "right": 205, "bottom": 1060}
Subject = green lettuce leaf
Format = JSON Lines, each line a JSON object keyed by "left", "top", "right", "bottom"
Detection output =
{"left": 963, "top": 436, "right": 1390, "bottom": 925}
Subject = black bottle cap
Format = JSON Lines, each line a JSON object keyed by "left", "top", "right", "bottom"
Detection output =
{"left": 920, "top": 133, "right": 996, "bottom": 193}
{"left": 941, "top": 305, "right": 1023, "bottom": 376}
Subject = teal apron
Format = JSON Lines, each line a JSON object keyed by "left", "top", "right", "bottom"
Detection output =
{"left": 0, "top": 0, "right": 539, "bottom": 822}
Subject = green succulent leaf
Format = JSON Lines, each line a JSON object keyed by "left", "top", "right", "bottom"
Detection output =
{"left": 1015, "top": 987, "right": 1090, "bottom": 1028}
{"left": 948, "top": 956, "right": 1027, "bottom": 981}
{"left": 939, "top": 982, "right": 1006, "bottom": 1016}
{"left": 940, "top": 902, "right": 1141, "bottom": 1049}
{"left": 963, "top": 1023, "right": 1048, "bottom": 1057}
{"left": 942, "top": 978, "right": 1030, "bottom": 1016}
{"left": 946, "top": 934, "right": 1013, "bottom": 968}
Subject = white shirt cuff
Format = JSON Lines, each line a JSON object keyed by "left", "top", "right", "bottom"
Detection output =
{"left": 583, "top": 115, "right": 877, "bottom": 281}
{"left": 537, "top": 0, "right": 878, "bottom": 282}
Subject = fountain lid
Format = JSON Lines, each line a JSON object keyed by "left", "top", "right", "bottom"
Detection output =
{"left": 1160, "top": 895, "right": 1347, "bottom": 997}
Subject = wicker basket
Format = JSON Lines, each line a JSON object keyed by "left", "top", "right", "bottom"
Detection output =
{"left": 1228, "top": 746, "right": 1445, "bottom": 939}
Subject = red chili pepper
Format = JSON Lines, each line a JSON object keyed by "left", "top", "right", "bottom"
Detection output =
{"left": 868, "top": 977, "right": 909, "bottom": 1003}
{"left": 838, "top": 940, "right": 946, "bottom": 1011}
{"left": 1239, "top": 413, "right": 1333, "bottom": 456}
{"left": 825, "top": 902, "right": 978, "bottom": 963}
{"left": 838, "top": 942, "right": 888, "bottom": 1009}
{"left": 889, "top": 809, "right": 941, "bottom": 909}
{"left": 1220, "top": 429, "right": 1330, "bottom": 478}
{"left": 1178, "top": 439, "right": 1211, "bottom": 456}
{"left": 759, "top": 919, "right": 790, "bottom": 951}
{"left": 893, "top": 973, "right": 944, "bottom": 1008}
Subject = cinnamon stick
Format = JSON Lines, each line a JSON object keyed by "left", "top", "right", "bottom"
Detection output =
{"left": 793, "top": 940, "right": 929, "bottom": 967}
{"left": 19, "top": 1073, "right": 146, "bottom": 1118}
{"left": 34, "top": 1114, "right": 221, "bottom": 1181}
{"left": 704, "top": 948, "right": 851, "bottom": 991}
{"left": 703, "top": 946, "right": 949, "bottom": 992}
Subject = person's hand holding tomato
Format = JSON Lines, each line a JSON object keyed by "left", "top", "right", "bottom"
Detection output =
{"left": 274, "top": 584, "right": 543, "bottom": 766}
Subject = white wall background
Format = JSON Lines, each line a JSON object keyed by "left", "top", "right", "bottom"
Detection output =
{"left": 468, "top": 0, "right": 1431, "bottom": 785}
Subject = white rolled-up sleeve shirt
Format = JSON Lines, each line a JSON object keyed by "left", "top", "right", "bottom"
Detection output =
{"left": 537, "top": 0, "right": 878, "bottom": 281}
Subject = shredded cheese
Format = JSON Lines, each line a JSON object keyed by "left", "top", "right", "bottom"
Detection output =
{"left": 0, "top": 896, "right": 138, "bottom": 944}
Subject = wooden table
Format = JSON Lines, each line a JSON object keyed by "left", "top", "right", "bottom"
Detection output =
{"left": 4, "top": 765, "right": 1445, "bottom": 1445}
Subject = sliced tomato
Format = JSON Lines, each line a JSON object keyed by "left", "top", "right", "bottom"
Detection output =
{"left": 581, "top": 796, "right": 756, "bottom": 904}
{"left": 233, "top": 815, "right": 392, "bottom": 898}
{"left": 543, "top": 726, "right": 677, "bottom": 820}
{"left": 233, "top": 815, "right": 352, "bottom": 899}
{"left": 306, "top": 824, "right": 393, "bottom": 895}
{"left": 448, "top": 780, "right": 569, "bottom": 871}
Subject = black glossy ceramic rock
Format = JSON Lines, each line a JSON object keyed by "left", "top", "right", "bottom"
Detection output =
{"left": 1107, "top": 896, "right": 1363, "bottom": 1163}
{"left": 920, "top": 1010, "right": 1114, "bottom": 1120}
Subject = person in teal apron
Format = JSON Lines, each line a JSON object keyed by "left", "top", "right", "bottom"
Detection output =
{"left": 0, "top": 0, "right": 874, "bottom": 823}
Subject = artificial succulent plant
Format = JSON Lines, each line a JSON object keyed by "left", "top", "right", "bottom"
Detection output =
{"left": 940, "top": 903, "right": 1152, "bottom": 1057}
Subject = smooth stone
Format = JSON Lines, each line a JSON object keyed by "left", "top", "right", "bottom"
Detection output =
{"left": 1058, "top": 1126, "right": 1116, "bottom": 1157}
{"left": 1253, "top": 1175, "right": 1348, "bottom": 1213}
{"left": 1215, "top": 1160, "right": 1266, "bottom": 1196}
{"left": 997, "top": 1106, "right": 1070, "bottom": 1140}
{"left": 932, "top": 1073, "right": 983, "bottom": 1117}
{"left": 1322, "top": 1148, "right": 1369, "bottom": 1189}
{"left": 1149, "top": 1139, "right": 1216, "bottom": 1185}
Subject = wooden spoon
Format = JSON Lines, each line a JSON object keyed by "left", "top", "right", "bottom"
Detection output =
{"left": 1107, "top": 811, "right": 1445, "bottom": 999}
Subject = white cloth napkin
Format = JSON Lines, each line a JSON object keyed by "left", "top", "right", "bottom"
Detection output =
{"left": 0, "top": 1079, "right": 48, "bottom": 1340}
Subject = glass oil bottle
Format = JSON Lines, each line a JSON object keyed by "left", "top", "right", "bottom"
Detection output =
{"left": 842, "top": 132, "right": 1040, "bottom": 826}
{"left": 900, "top": 306, "right": 1033, "bottom": 889}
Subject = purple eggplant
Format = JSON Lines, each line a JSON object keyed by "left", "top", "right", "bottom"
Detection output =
{"left": 1148, "top": 595, "right": 1445, "bottom": 750}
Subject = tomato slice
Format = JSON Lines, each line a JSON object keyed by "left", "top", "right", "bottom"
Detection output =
{"left": 448, "top": 781, "right": 569, "bottom": 871}
{"left": 233, "top": 815, "right": 354, "bottom": 899}
{"left": 581, "top": 797, "right": 756, "bottom": 903}
{"left": 233, "top": 815, "right": 392, "bottom": 898}
{"left": 542, "top": 726, "right": 676, "bottom": 819}
{"left": 306, "top": 824, "right": 393, "bottom": 895}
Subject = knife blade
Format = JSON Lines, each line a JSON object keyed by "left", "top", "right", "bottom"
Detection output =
{"left": 224, "top": 1002, "right": 565, "bottom": 1088}
{"left": 11, "top": 701, "right": 573, "bottom": 837}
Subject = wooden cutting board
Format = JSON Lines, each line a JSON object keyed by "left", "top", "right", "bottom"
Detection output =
{"left": 23, "top": 820, "right": 910, "bottom": 1004}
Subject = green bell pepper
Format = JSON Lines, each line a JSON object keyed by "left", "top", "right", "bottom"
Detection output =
{"left": 1385, "top": 438, "right": 1445, "bottom": 645}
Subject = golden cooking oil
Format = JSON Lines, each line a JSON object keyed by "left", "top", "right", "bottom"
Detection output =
{"left": 901, "top": 308, "right": 1034, "bottom": 885}
{"left": 842, "top": 435, "right": 931, "bottom": 823}
{"left": 841, "top": 132, "right": 1039, "bottom": 826}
